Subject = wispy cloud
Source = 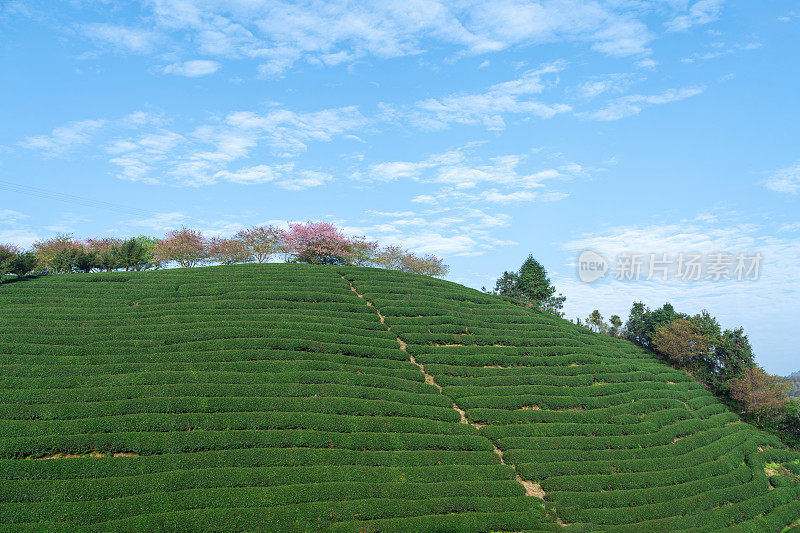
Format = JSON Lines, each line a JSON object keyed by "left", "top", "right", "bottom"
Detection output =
{"left": 227, "top": 106, "right": 367, "bottom": 156}
{"left": 20, "top": 119, "right": 107, "bottom": 157}
{"left": 213, "top": 164, "right": 331, "bottom": 189}
{"left": 666, "top": 0, "right": 725, "bottom": 32}
{"left": 0, "top": 228, "right": 39, "bottom": 249}
{"left": 0, "top": 209, "right": 29, "bottom": 224}
{"left": 21, "top": 103, "right": 366, "bottom": 186}
{"left": 343, "top": 207, "right": 514, "bottom": 257}
{"left": 69, "top": 1, "right": 664, "bottom": 76}
{"left": 357, "top": 145, "right": 576, "bottom": 193}
{"left": 583, "top": 86, "right": 705, "bottom": 121}
{"left": 577, "top": 73, "right": 635, "bottom": 99}
{"left": 681, "top": 41, "right": 761, "bottom": 63}
{"left": 390, "top": 63, "right": 570, "bottom": 131}
{"left": 764, "top": 161, "right": 800, "bottom": 194}
{"left": 82, "top": 23, "right": 159, "bottom": 54}
{"left": 163, "top": 59, "right": 221, "bottom": 77}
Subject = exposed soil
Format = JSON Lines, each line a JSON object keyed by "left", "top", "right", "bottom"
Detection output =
{"left": 29, "top": 451, "right": 139, "bottom": 460}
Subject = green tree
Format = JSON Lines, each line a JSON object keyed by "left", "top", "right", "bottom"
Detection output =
{"left": 0, "top": 244, "right": 16, "bottom": 280}
{"left": 609, "top": 314, "right": 622, "bottom": 337}
{"left": 134, "top": 236, "right": 161, "bottom": 270}
{"left": 690, "top": 310, "right": 722, "bottom": 339}
{"left": 518, "top": 255, "right": 555, "bottom": 302}
{"left": 587, "top": 309, "right": 604, "bottom": 332}
{"left": 8, "top": 252, "right": 37, "bottom": 278}
{"left": 51, "top": 245, "right": 86, "bottom": 274}
{"left": 74, "top": 250, "right": 99, "bottom": 273}
{"left": 626, "top": 302, "right": 686, "bottom": 349}
{"left": 715, "top": 327, "right": 755, "bottom": 381}
{"left": 116, "top": 238, "right": 148, "bottom": 271}
{"left": 625, "top": 302, "right": 648, "bottom": 345}
{"left": 493, "top": 255, "right": 565, "bottom": 315}
{"left": 493, "top": 271, "right": 524, "bottom": 300}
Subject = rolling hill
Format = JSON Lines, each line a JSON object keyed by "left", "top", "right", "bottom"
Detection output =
{"left": 0, "top": 264, "right": 798, "bottom": 531}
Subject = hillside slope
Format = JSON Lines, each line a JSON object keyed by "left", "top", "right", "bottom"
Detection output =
{"left": 0, "top": 264, "right": 798, "bottom": 531}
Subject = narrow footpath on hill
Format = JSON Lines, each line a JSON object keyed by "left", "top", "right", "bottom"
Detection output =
{"left": 341, "top": 276, "right": 549, "bottom": 504}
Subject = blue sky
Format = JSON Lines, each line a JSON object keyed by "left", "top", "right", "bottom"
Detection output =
{"left": 1, "top": 1, "right": 798, "bottom": 373}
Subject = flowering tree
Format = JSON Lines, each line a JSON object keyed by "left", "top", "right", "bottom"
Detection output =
{"left": 234, "top": 226, "right": 282, "bottom": 263}
{"left": 152, "top": 227, "right": 208, "bottom": 268}
{"left": 375, "top": 245, "right": 449, "bottom": 277}
{"left": 728, "top": 366, "right": 791, "bottom": 424}
{"left": 286, "top": 222, "right": 351, "bottom": 264}
{"left": 376, "top": 245, "right": 404, "bottom": 271}
{"left": 400, "top": 252, "right": 449, "bottom": 277}
{"left": 208, "top": 236, "right": 254, "bottom": 265}
{"left": 5, "top": 223, "right": 449, "bottom": 276}
{"left": 32, "top": 234, "right": 81, "bottom": 273}
{"left": 346, "top": 237, "right": 381, "bottom": 267}
{"left": 85, "top": 237, "right": 122, "bottom": 271}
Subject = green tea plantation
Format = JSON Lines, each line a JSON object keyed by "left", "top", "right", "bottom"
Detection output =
{"left": 0, "top": 264, "right": 798, "bottom": 531}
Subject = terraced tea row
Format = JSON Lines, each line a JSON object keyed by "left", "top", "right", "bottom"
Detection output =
{"left": 0, "top": 265, "right": 552, "bottom": 531}
{"left": 342, "top": 267, "right": 800, "bottom": 531}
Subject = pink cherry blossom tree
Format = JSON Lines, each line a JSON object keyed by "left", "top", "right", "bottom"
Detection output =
{"left": 208, "top": 236, "right": 254, "bottom": 265}
{"left": 152, "top": 227, "right": 208, "bottom": 268}
{"left": 234, "top": 226, "right": 282, "bottom": 263}
{"left": 286, "top": 222, "right": 351, "bottom": 264}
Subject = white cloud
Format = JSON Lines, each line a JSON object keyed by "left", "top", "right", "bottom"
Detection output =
{"left": 96, "top": 103, "right": 366, "bottom": 185}
{"left": 681, "top": 41, "right": 761, "bottom": 63}
{"left": 73, "top": 1, "right": 664, "bottom": 75}
{"left": 277, "top": 170, "right": 332, "bottom": 190}
{"left": 82, "top": 23, "right": 159, "bottom": 53}
{"left": 122, "top": 111, "right": 168, "bottom": 128}
{"left": 636, "top": 58, "right": 658, "bottom": 69}
{"left": 345, "top": 146, "right": 587, "bottom": 257}
{"left": 163, "top": 59, "right": 221, "bottom": 77}
{"left": 18, "top": 100, "right": 366, "bottom": 187}
{"left": 577, "top": 74, "right": 634, "bottom": 99}
{"left": 584, "top": 86, "right": 705, "bottom": 121}
{"left": 0, "top": 209, "right": 29, "bottom": 224}
{"left": 399, "top": 63, "right": 571, "bottom": 130}
{"left": 779, "top": 222, "right": 800, "bottom": 233}
{"left": 0, "top": 228, "right": 39, "bottom": 249}
{"left": 359, "top": 146, "right": 580, "bottom": 197}
{"left": 227, "top": 106, "right": 367, "bottom": 156}
{"left": 212, "top": 163, "right": 331, "bottom": 189}
{"left": 480, "top": 189, "right": 539, "bottom": 203}
{"left": 343, "top": 207, "right": 514, "bottom": 257}
{"left": 20, "top": 119, "right": 107, "bottom": 157}
{"left": 213, "top": 164, "right": 290, "bottom": 184}
{"left": 127, "top": 212, "right": 190, "bottom": 232}
{"left": 764, "top": 161, "right": 800, "bottom": 194}
{"left": 666, "top": 0, "right": 725, "bottom": 32}
{"left": 463, "top": 0, "right": 653, "bottom": 57}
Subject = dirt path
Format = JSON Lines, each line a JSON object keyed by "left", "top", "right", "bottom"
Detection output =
{"left": 27, "top": 452, "right": 139, "bottom": 460}
{"left": 342, "top": 275, "right": 548, "bottom": 505}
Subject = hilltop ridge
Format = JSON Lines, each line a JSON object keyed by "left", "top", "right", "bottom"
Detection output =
{"left": 0, "top": 264, "right": 798, "bottom": 531}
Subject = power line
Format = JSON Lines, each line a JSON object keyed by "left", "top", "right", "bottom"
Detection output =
{"left": 0, "top": 179, "right": 157, "bottom": 219}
